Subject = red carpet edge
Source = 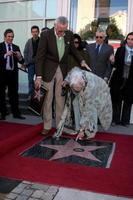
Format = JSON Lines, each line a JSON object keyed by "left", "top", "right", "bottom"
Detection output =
{"left": 0, "top": 123, "right": 43, "bottom": 157}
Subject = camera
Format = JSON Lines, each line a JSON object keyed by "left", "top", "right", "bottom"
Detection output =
{"left": 61, "top": 86, "right": 70, "bottom": 96}
{"left": 61, "top": 87, "right": 67, "bottom": 96}
{"left": 13, "top": 51, "right": 17, "bottom": 55}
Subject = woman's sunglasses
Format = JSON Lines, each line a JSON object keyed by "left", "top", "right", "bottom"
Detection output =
{"left": 96, "top": 36, "right": 103, "bottom": 39}
{"left": 74, "top": 41, "right": 79, "bottom": 44}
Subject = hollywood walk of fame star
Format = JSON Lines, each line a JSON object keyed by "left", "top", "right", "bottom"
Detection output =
{"left": 40, "top": 139, "right": 107, "bottom": 162}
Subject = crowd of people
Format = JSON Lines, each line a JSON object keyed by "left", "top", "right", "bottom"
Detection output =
{"left": 0, "top": 16, "right": 133, "bottom": 140}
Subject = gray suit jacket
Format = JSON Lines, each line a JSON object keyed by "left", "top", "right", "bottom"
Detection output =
{"left": 24, "top": 38, "right": 34, "bottom": 65}
{"left": 24, "top": 38, "right": 40, "bottom": 65}
{"left": 86, "top": 42, "right": 114, "bottom": 79}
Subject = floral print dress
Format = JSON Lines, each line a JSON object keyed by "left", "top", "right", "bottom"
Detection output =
{"left": 54, "top": 70, "right": 112, "bottom": 138}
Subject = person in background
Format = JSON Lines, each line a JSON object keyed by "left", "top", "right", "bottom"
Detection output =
{"left": 35, "top": 16, "right": 90, "bottom": 135}
{"left": 68, "top": 33, "right": 90, "bottom": 72}
{"left": 120, "top": 38, "right": 126, "bottom": 47}
{"left": 24, "top": 25, "right": 40, "bottom": 100}
{"left": 110, "top": 32, "right": 133, "bottom": 126}
{"left": 86, "top": 30, "right": 114, "bottom": 83}
{"left": 54, "top": 67, "right": 112, "bottom": 140}
{"left": 41, "top": 27, "right": 50, "bottom": 33}
{"left": 0, "top": 29, "right": 25, "bottom": 120}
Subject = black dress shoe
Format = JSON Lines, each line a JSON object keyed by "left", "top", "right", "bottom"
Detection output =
{"left": 121, "top": 122, "right": 129, "bottom": 127}
{"left": 13, "top": 115, "right": 25, "bottom": 120}
{"left": 0, "top": 116, "right": 6, "bottom": 120}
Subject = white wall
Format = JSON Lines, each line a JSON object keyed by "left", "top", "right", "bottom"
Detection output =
{"left": 126, "top": 0, "right": 133, "bottom": 33}
{"left": 57, "top": 0, "right": 70, "bottom": 18}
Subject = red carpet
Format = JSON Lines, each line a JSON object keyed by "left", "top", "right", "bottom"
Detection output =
{"left": 0, "top": 122, "right": 33, "bottom": 141}
{"left": 0, "top": 122, "right": 133, "bottom": 198}
{"left": 0, "top": 122, "right": 43, "bottom": 157}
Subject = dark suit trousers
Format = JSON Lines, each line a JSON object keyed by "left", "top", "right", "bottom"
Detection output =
{"left": 0, "top": 70, "right": 20, "bottom": 116}
{"left": 121, "top": 100, "right": 132, "bottom": 124}
{"left": 0, "top": 78, "right": 6, "bottom": 117}
{"left": 112, "top": 99, "right": 132, "bottom": 124}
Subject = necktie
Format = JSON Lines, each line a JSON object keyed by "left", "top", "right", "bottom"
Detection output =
{"left": 95, "top": 44, "right": 100, "bottom": 56}
{"left": 8, "top": 44, "right": 13, "bottom": 68}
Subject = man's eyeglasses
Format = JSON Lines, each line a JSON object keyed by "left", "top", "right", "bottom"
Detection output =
{"left": 96, "top": 36, "right": 103, "bottom": 39}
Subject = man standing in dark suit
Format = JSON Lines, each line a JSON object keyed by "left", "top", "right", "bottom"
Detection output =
{"left": 0, "top": 29, "right": 25, "bottom": 120}
{"left": 35, "top": 16, "right": 90, "bottom": 135}
{"left": 86, "top": 30, "right": 114, "bottom": 82}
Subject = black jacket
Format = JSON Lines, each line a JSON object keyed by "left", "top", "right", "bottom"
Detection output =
{"left": 110, "top": 46, "right": 133, "bottom": 103}
{"left": 35, "top": 28, "right": 83, "bottom": 82}
{"left": 0, "top": 42, "right": 24, "bottom": 79}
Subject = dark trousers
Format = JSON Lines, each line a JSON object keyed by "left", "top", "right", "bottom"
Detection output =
{"left": 112, "top": 99, "right": 132, "bottom": 125}
{"left": 0, "top": 70, "right": 20, "bottom": 117}
{"left": 27, "top": 63, "right": 35, "bottom": 96}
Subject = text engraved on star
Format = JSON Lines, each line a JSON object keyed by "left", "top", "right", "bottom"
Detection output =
{"left": 40, "top": 139, "right": 106, "bottom": 162}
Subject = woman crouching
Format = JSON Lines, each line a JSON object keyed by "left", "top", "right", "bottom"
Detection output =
{"left": 54, "top": 67, "right": 112, "bottom": 141}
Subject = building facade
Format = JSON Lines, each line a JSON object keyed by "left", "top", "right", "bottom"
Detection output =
{"left": 0, "top": 0, "right": 132, "bottom": 50}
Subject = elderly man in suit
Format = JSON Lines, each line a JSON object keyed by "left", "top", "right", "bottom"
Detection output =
{"left": 86, "top": 30, "right": 114, "bottom": 82}
{"left": 0, "top": 29, "right": 25, "bottom": 120}
{"left": 35, "top": 16, "right": 90, "bottom": 135}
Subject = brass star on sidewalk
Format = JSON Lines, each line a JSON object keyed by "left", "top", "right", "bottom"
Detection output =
{"left": 40, "top": 139, "right": 106, "bottom": 162}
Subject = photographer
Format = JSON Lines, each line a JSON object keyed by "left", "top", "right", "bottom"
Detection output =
{"left": 0, "top": 28, "right": 25, "bottom": 120}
